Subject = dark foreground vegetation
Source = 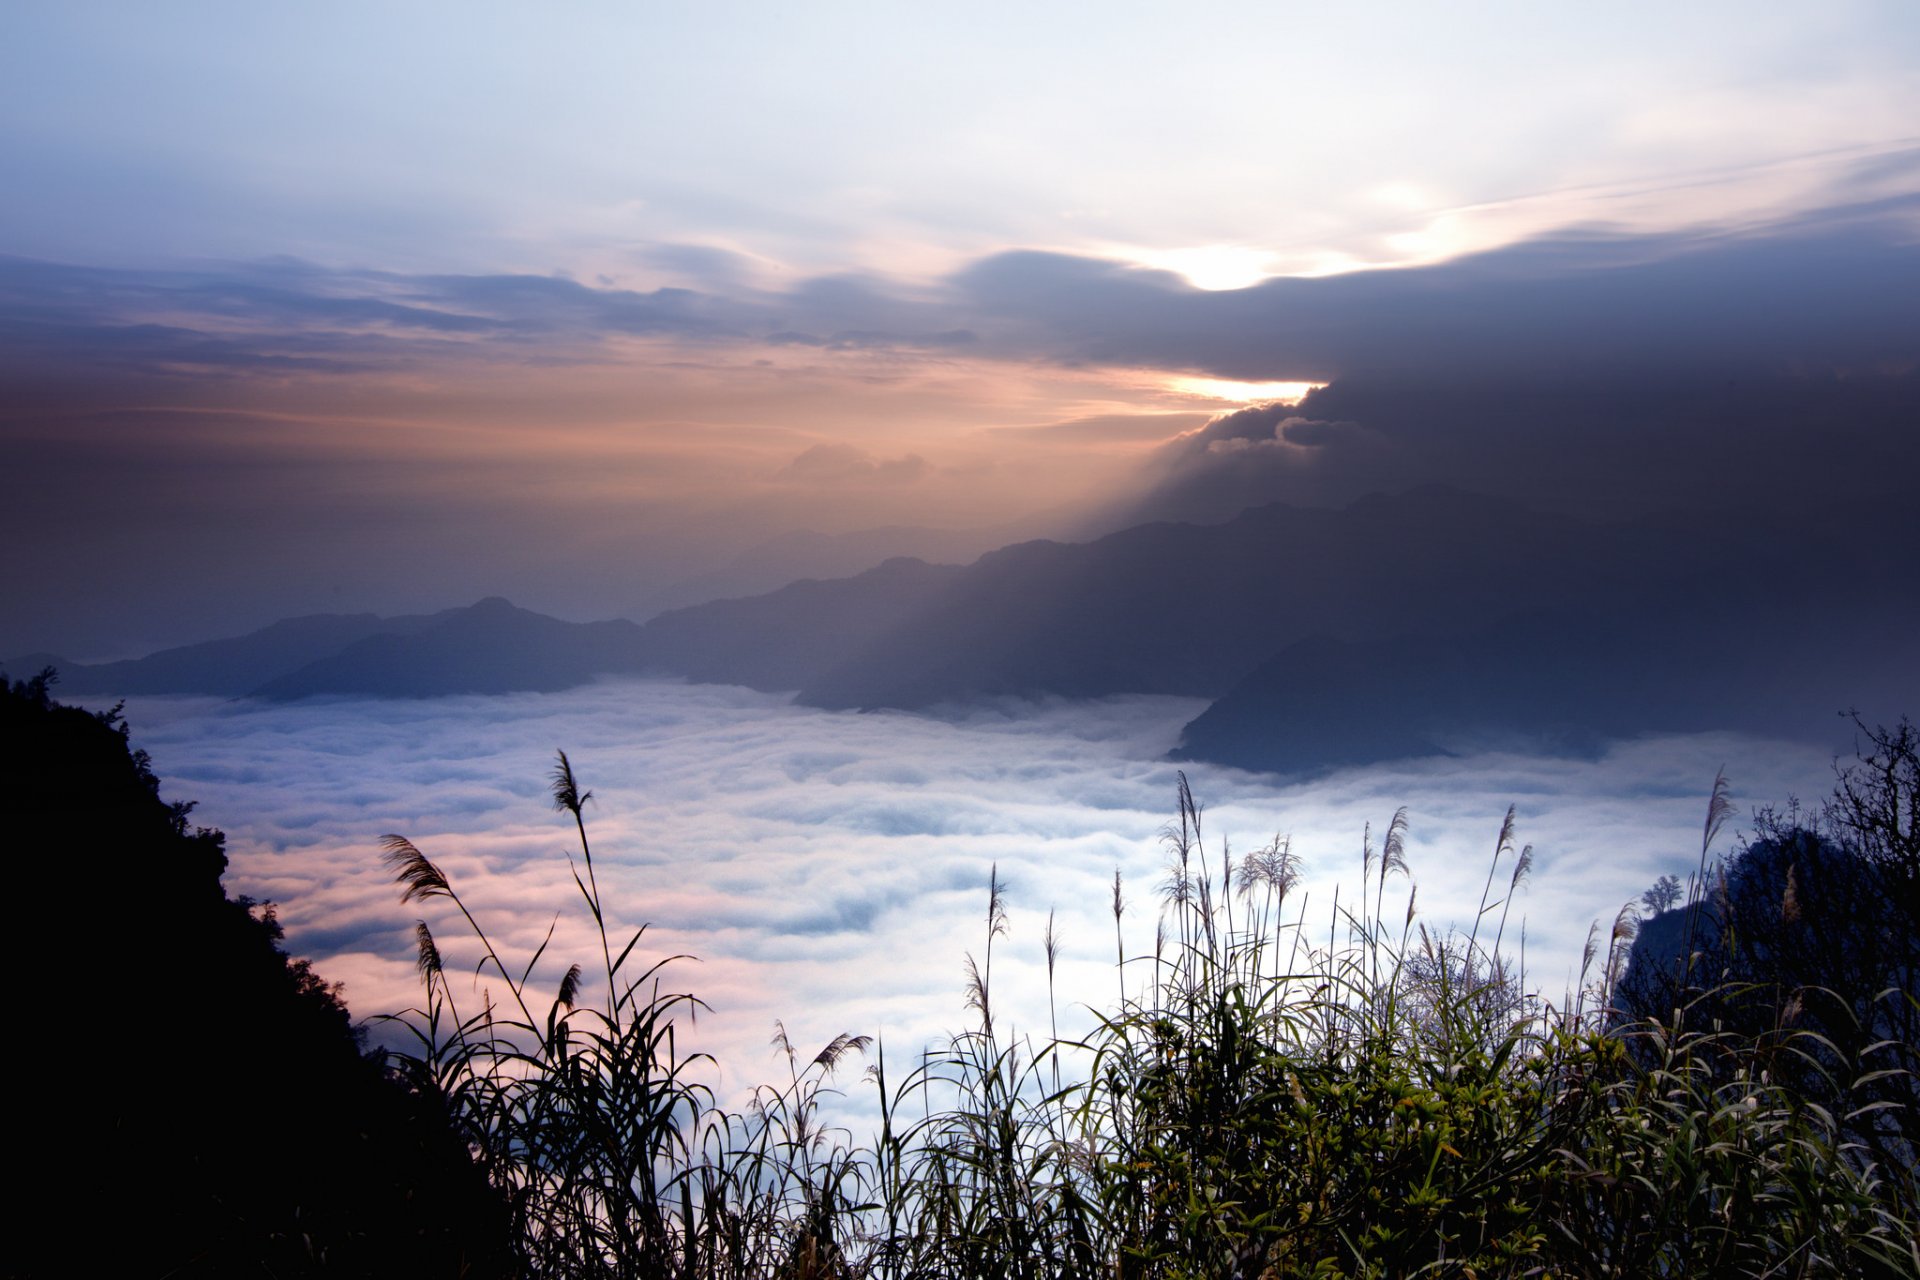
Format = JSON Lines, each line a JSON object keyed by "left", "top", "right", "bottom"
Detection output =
{"left": 383, "top": 732, "right": 1920, "bottom": 1278}
{"left": 1, "top": 672, "right": 510, "bottom": 1278}
{"left": 5, "top": 666, "right": 1915, "bottom": 1277}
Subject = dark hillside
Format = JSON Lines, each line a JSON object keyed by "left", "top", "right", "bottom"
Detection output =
{"left": 252, "top": 596, "right": 648, "bottom": 699}
{"left": 0, "top": 671, "right": 507, "bottom": 1277}
{"left": 637, "top": 555, "right": 966, "bottom": 691}
{"left": 20, "top": 610, "right": 442, "bottom": 696}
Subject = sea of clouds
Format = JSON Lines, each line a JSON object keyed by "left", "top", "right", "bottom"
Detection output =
{"left": 108, "top": 678, "right": 1842, "bottom": 1112}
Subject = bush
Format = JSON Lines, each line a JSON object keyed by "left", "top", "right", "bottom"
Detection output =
{"left": 382, "top": 758, "right": 1920, "bottom": 1278}
{"left": 1618, "top": 717, "right": 1920, "bottom": 1219}
{"left": 0, "top": 670, "right": 508, "bottom": 1278}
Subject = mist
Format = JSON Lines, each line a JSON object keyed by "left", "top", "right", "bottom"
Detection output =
{"left": 101, "top": 678, "right": 1841, "bottom": 1109}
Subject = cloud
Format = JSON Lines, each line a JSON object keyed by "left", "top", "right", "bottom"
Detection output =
{"left": 628, "top": 242, "right": 766, "bottom": 290}
{"left": 15, "top": 180, "right": 1916, "bottom": 401}
{"left": 0, "top": 254, "right": 751, "bottom": 401}
{"left": 1166, "top": 404, "right": 1365, "bottom": 455}
{"left": 1083, "top": 404, "right": 1387, "bottom": 527}
{"left": 776, "top": 443, "right": 931, "bottom": 486}
{"left": 10, "top": 187, "right": 1919, "bottom": 425}
{"left": 8, "top": 175, "right": 1920, "bottom": 655}
{"left": 985, "top": 412, "right": 1208, "bottom": 445}
{"left": 947, "top": 196, "right": 1920, "bottom": 381}
{"left": 97, "top": 679, "right": 1845, "bottom": 1121}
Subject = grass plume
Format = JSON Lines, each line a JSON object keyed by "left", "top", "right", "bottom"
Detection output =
{"left": 376, "top": 755, "right": 1919, "bottom": 1279}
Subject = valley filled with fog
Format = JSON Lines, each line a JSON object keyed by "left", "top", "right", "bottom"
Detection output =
{"left": 106, "top": 678, "right": 1843, "bottom": 1108}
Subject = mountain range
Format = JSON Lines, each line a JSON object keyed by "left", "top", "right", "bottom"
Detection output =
{"left": 11, "top": 486, "right": 1915, "bottom": 774}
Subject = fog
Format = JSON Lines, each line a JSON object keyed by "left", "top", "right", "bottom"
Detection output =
{"left": 104, "top": 679, "right": 1841, "bottom": 1109}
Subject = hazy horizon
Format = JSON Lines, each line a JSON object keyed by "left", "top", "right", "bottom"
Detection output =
{"left": 7, "top": 5, "right": 1920, "bottom": 659}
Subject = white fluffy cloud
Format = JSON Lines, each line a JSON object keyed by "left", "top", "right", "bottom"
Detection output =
{"left": 111, "top": 680, "right": 1837, "bottom": 1114}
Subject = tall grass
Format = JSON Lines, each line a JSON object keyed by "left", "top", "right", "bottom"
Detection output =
{"left": 380, "top": 756, "right": 1919, "bottom": 1278}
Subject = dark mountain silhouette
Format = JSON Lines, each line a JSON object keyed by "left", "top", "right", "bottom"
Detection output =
{"left": 7, "top": 610, "right": 442, "bottom": 695}
{"left": 1, "top": 670, "right": 508, "bottom": 1276}
{"left": 1168, "top": 610, "right": 1887, "bottom": 775}
{"left": 793, "top": 486, "right": 1616, "bottom": 709}
{"left": 796, "top": 486, "right": 1881, "bottom": 713}
{"left": 638, "top": 556, "right": 966, "bottom": 691}
{"left": 252, "top": 596, "right": 651, "bottom": 699}
{"left": 9, "top": 561, "right": 968, "bottom": 704}
{"left": 1613, "top": 721, "right": 1920, "bottom": 1182}
{"left": 254, "top": 561, "right": 967, "bottom": 701}
{"left": 10, "top": 486, "right": 1914, "bottom": 770}
{"left": 634, "top": 524, "right": 993, "bottom": 617}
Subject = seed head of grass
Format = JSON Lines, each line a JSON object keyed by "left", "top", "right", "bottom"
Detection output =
{"left": 382, "top": 834, "right": 449, "bottom": 903}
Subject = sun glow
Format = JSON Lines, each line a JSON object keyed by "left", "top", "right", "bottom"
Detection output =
{"left": 1168, "top": 376, "right": 1326, "bottom": 405}
{"left": 1122, "top": 245, "right": 1278, "bottom": 291}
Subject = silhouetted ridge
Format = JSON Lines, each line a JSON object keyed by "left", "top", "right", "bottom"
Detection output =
{"left": 1171, "top": 611, "right": 1714, "bottom": 774}
{"left": 795, "top": 487, "right": 1611, "bottom": 710}
{"left": 637, "top": 556, "right": 964, "bottom": 691}
{"left": 1, "top": 671, "right": 508, "bottom": 1276}
{"left": 635, "top": 523, "right": 994, "bottom": 616}
{"left": 7, "top": 611, "right": 441, "bottom": 696}
{"left": 9, "top": 484, "right": 1915, "bottom": 768}
{"left": 253, "top": 598, "right": 650, "bottom": 699}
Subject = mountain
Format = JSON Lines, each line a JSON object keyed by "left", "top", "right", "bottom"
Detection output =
{"left": 252, "top": 597, "right": 650, "bottom": 699}
{"left": 1169, "top": 612, "right": 1715, "bottom": 774}
{"left": 3, "top": 600, "right": 654, "bottom": 702}
{"left": 1178, "top": 599, "right": 1920, "bottom": 775}
{"left": 634, "top": 525, "right": 993, "bottom": 617}
{"left": 637, "top": 556, "right": 965, "bottom": 691}
{"left": 3, "top": 610, "right": 442, "bottom": 696}
{"left": 1, "top": 671, "right": 509, "bottom": 1274}
{"left": 796, "top": 486, "right": 1917, "bottom": 726}
{"left": 11, "top": 485, "right": 1913, "bottom": 772}
{"left": 791, "top": 487, "right": 1668, "bottom": 710}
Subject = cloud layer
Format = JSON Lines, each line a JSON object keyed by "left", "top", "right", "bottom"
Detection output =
{"left": 8, "top": 178, "right": 1919, "bottom": 657}
{"left": 104, "top": 680, "right": 1843, "bottom": 1115}
{"left": 11, "top": 193, "right": 1919, "bottom": 397}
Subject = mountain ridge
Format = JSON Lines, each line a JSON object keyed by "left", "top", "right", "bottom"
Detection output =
{"left": 10, "top": 485, "right": 1914, "bottom": 771}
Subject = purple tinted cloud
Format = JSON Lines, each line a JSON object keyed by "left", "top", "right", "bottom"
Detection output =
{"left": 101, "top": 679, "right": 1840, "bottom": 1117}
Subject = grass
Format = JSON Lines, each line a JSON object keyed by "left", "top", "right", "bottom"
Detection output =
{"left": 378, "top": 754, "right": 1920, "bottom": 1279}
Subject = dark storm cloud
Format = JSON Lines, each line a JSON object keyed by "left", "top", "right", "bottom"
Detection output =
{"left": 9, "top": 191, "right": 1918, "bottom": 399}
{"left": 951, "top": 199, "right": 1920, "bottom": 381}
{"left": 1110, "top": 361, "right": 1920, "bottom": 528}
{"left": 8, "top": 187, "right": 1920, "bottom": 629}
{"left": 1095, "top": 403, "right": 1388, "bottom": 527}
{"left": 1177, "top": 403, "right": 1355, "bottom": 449}
{"left": 1028, "top": 198, "right": 1920, "bottom": 524}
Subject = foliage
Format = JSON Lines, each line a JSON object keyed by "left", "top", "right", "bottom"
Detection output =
{"left": 1617, "top": 715, "right": 1920, "bottom": 1220}
{"left": 0, "top": 670, "right": 508, "bottom": 1277}
{"left": 382, "top": 752, "right": 1920, "bottom": 1279}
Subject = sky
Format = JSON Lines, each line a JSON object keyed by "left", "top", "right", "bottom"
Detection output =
{"left": 101, "top": 679, "right": 1844, "bottom": 1115}
{"left": 5, "top": 2, "right": 1920, "bottom": 657}
{"left": 10, "top": 6, "right": 1917, "bottom": 1141}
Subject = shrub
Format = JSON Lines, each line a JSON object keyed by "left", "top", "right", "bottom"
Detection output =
{"left": 1, "top": 670, "right": 507, "bottom": 1278}
{"left": 381, "top": 755, "right": 1920, "bottom": 1278}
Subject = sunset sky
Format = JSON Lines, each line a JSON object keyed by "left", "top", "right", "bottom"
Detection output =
{"left": 6, "top": 3, "right": 1920, "bottom": 658}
